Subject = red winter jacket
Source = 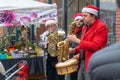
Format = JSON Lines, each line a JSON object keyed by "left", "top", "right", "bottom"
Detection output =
{"left": 75, "top": 19, "right": 108, "bottom": 72}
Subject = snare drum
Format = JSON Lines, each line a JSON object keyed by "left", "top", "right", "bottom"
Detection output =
{"left": 55, "top": 58, "right": 78, "bottom": 75}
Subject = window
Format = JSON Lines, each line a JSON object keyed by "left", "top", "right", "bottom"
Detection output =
{"left": 100, "top": 0, "right": 116, "bottom": 45}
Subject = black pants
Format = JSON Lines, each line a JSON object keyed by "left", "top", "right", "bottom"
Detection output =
{"left": 70, "top": 71, "right": 78, "bottom": 80}
{"left": 0, "top": 74, "right": 5, "bottom": 80}
{"left": 46, "top": 54, "right": 64, "bottom": 80}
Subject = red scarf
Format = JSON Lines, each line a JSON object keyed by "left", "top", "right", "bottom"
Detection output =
{"left": 74, "top": 27, "right": 82, "bottom": 36}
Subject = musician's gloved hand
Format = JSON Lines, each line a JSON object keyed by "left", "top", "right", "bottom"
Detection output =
{"left": 44, "top": 41, "right": 49, "bottom": 50}
{"left": 67, "top": 34, "right": 80, "bottom": 44}
{"left": 73, "top": 54, "right": 80, "bottom": 60}
{"left": 69, "top": 48, "right": 76, "bottom": 54}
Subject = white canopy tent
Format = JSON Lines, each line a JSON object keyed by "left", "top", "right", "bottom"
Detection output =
{"left": 0, "top": 1, "right": 57, "bottom": 76}
{"left": 0, "top": 0, "right": 56, "bottom": 11}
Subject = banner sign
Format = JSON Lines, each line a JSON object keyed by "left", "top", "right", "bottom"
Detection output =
{"left": 16, "top": 8, "right": 57, "bottom": 27}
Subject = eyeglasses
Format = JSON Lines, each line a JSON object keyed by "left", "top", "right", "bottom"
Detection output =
{"left": 75, "top": 19, "right": 84, "bottom": 22}
{"left": 47, "top": 24, "right": 56, "bottom": 27}
{"left": 80, "top": 20, "right": 84, "bottom": 22}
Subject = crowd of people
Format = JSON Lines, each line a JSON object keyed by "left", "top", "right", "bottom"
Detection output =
{"left": 43, "top": 5, "right": 108, "bottom": 80}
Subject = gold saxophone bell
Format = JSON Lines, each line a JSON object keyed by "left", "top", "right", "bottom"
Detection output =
{"left": 57, "top": 41, "right": 65, "bottom": 47}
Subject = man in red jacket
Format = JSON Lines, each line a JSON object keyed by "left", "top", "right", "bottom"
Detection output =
{"left": 67, "top": 5, "right": 108, "bottom": 80}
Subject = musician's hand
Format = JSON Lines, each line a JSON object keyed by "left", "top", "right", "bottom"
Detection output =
{"left": 69, "top": 48, "right": 76, "bottom": 54}
{"left": 67, "top": 34, "right": 80, "bottom": 44}
{"left": 44, "top": 41, "right": 49, "bottom": 49}
{"left": 73, "top": 54, "right": 80, "bottom": 60}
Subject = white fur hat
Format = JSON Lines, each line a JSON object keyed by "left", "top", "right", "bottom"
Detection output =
{"left": 45, "top": 19, "right": 57, "bottom": 27}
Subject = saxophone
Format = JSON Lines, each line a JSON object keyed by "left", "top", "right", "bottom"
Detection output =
{"left": 57, "top": 21, "right": 76, "bottom": 62}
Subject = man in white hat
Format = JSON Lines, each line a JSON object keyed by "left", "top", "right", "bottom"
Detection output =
{"left": 67, "top": 5, "right": 108, "bottom": 80}
{"left": 44, "top": 19, "right": 65, "bottom": 80}
{"left": 45, "top": 19, "right": 57, "bottom": 33}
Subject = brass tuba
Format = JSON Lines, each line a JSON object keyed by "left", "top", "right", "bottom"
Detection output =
{"left": 47, "top": 31, "right": 65, "bottom": 57}
{"left": 57, "top": 21, "right": 76, "bottom": 62}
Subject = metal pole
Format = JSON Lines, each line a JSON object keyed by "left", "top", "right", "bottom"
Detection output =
{"left": 94, "top": 0, "right": 100, "bottom": 18}
{"left": 62, "top": 0, "right": 67, "bottom": 32}
{"left": 15, "top": 27, "right": 19, "bottom": 42}
{"left": 48, "top": 0, "right": 52, "bottom": 4}
{"left": 77, "top": 0, "right": 80, "bottom": 12}
{"left": 7, "top": 27, "right": 11, "bottom": 36}
{"left": 30, "top": 24, "right": 35, "bottom": 42}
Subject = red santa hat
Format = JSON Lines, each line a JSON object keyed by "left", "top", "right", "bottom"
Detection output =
{"left": 73, "top": 13, "right": 83, "bottom": 21}
{"left": 45, "top": 19, "right": 57, "bottom": 27}
{"left": 82, "top": 5, "right": 99, "bottom": 16}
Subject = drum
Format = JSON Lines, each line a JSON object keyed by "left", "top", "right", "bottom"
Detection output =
{"left": 55, "top": 58, "right": 78, "bottom": 75}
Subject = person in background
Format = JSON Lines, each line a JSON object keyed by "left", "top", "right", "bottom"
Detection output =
{"left": 69, "top": 13, "right": 84, "bottom": 80}
{"left": 44, "top": 19, "right": 65, "bottom": 80}
{"left": 67, "top": 5, "right": 108, "bottom": 80}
